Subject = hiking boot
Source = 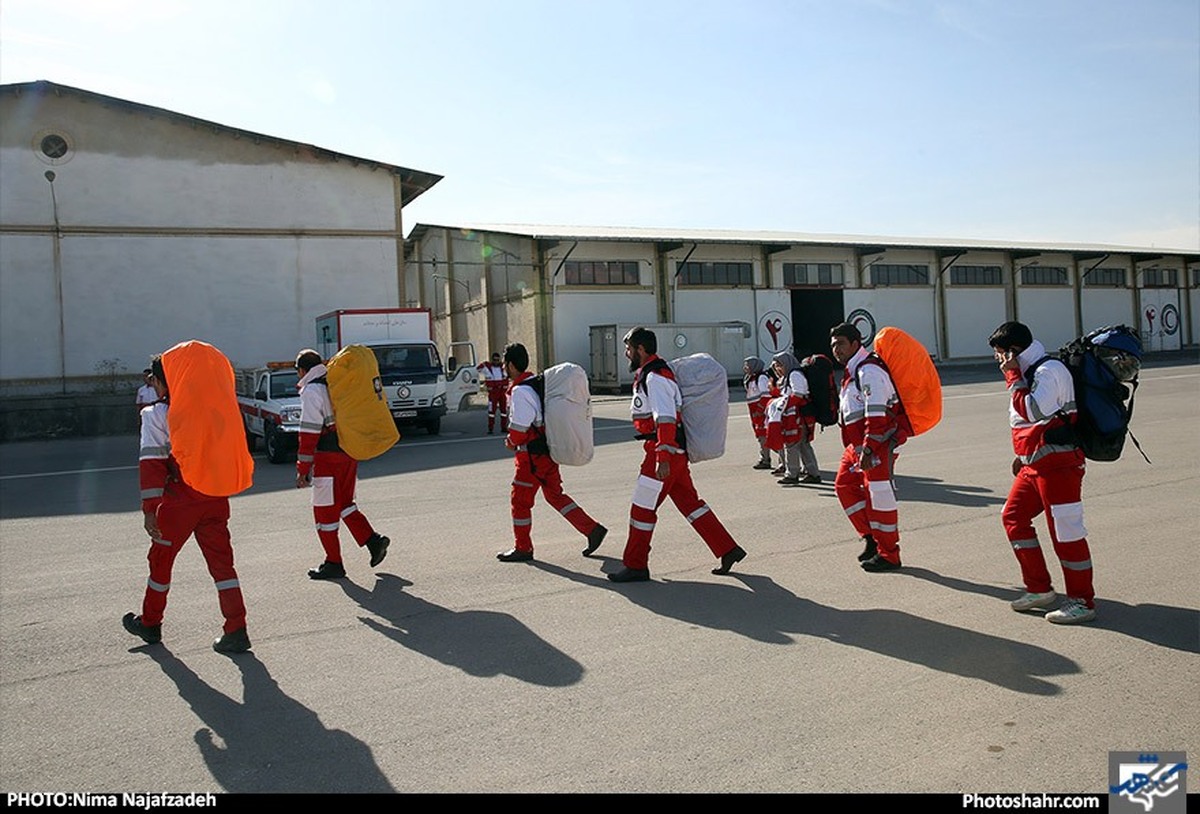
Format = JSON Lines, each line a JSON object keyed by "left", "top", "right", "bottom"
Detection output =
{"left": 496, "top": 548, "right": 534, "bottom": 562}
{"left": 308, "top": 560, "right": 347, "bottom": 580}
{"left": 800, "top": 474, "right": 822, "bottom": 484}
{"left": 122, "top": 612, "right": 162, "bottom": 644}
{"left": 1010, "top": 591, "right": 1057, "bottom": 612}
{"left": 857, "top": 535, "right": 877, "bottom": 562}
{"left": 213, "top": 627, "right": 251, "bottom": 654}
{"left": 860, "top": 554, "right": 901, "bottom": 572}
{"left": 366, "top": 534, "right": 390, "bottom": 567}
{"left": 752, "top": 461, "right": 773, "bottom": 470}
{"left": 583, "top": 524, "right": 608, "bottom": 557}
{"left": 712, "top": 545, "right": 747, "bottom": 575}
{"left": 777, "top": 476, "right": 800, "bottom": 486}
{"left": 771, "top": 465, "right": 786, "bottom": 475}
{"left": 607, "top": 566, "right": 651, "bottom": 583}
{"left": 1045, "top": 599, "right": 1096, "bottom": 625}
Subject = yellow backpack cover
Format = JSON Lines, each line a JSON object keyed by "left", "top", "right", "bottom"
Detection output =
{"left": 160, "top": 340, "right": 255, "bottom": 497}
{"left": 325, "top": 344, "right": 400, "bottom": 460}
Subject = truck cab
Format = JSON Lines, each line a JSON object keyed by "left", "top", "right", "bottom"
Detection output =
{"left": 237, "top": 363, "right": 302, "bottom": 463}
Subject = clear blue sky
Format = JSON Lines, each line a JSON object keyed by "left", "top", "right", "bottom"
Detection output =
{"left": 3, "top": 0, "right": 1197, "bottom": 249}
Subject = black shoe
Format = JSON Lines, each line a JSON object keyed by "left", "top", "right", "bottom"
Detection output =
{"left": 712, "top": 545, "right": 747, "bottom": 575}
{"left": 583, "top": 525, "right": 608, "bottom": 557}
{"left": 752, "top": 461, "right": 773, "bottom": 470}
{"left": 857, "top": 535, "right": 877, "bottom": 562}
{"left": 771, "top": 465, "right": 786, "bottom": 475}
{"left": 801, "top": 474, "right": 823, "bottom": 484}
{"left": 213, "top": 627, "right": 251, "bottom": 654}
{"left": 487, "top": 429, "right": 494, "bottom": 435}
{"left": 607, "top": 566, "right": 651, "bottom": 583}
{"left": 366, "top": 534, "right": 390, "bottom": 567}
{"left": 861, "top": 554, "right": 901, "bottom": 572}
{"left": 122, "top": 612, "right": 162, "bottom": 644}
{"left": 777, "top": 476, "right": 800, "bottom": 486}
{"left": 497, "top": 548, "right": 534, "bottom": 562}
{"left": 308, "top": 560, "right": 347, "bottom": 580}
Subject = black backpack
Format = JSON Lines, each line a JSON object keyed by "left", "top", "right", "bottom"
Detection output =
{"left": 798, "top": 354, "right": 837, "bottom": 427}
{"left": 1027, "top": 325, "right": 1148, "bottom": 463}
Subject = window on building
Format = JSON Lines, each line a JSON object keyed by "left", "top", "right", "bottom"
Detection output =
{"left": 1083, "top": 267, "right": 1127, "bottom": 287}
{"left": 1020, "top": 266, "right": 1068, "bottom": 286}
{"left": 948, "top": 265, "right": 1002, "bottom": 285}
{"left": 1192, "top": 267, "right": 1200, "bottom": 287}
{"left": 1141, "top": 268, "right": 1178, "bottom": 288}
{"left": 677, "top": 261, "right": 753, "bottom": 286}
{"left": 870, "top": 264, "right": 929, "bottom": 286}
{"left": 783, "top": 263, "right": 844, "bottom": 286}
{"left": 563, "top": 260, "right": 640, "bottom": 286}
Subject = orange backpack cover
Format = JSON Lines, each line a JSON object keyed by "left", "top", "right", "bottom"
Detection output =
{"left": 872, "top": 327, "right": 943, "bottom": 437}
{"left": 160, "top": 340, "right": 255, "bottom": 497}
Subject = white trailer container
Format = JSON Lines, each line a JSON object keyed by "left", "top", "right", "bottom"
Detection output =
{"left": 588, "top": 322, "right": 752, "bottom": 391}
{"left": 315, "top": 309, "right": 478, "bottom": 434}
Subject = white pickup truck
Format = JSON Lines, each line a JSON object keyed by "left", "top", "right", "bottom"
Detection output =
{"left": 236, "top": 363, "right": 302, "bottom": 464}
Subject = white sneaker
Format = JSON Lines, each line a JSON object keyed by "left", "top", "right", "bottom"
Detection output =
{"left": 1011, "top": 591, "right": 1057, "bottom": 612}
{"left": 1045, "top": 599, "right": 1097, "bottom": 625}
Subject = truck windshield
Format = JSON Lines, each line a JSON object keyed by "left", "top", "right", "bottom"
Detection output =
{"left": 270, "top": 371, "right": 299, "bottom": 399}
{"left": 372, "top": 345, "right": 441, "bottom": 375}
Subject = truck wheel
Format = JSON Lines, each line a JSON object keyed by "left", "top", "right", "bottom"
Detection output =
{"left": 264, "top": 424, "right": 288, "bottom": 464}
{"left": 425, "top": 418, "right": 441, "bottom": 435}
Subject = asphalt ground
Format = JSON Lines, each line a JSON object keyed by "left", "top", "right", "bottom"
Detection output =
{"left": 1, "top": 361, "right": 1197, "bottom": 794}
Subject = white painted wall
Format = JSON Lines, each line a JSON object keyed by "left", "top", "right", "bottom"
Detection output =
{"left": 1015, "top": 288, "right": 1077, "bottom": 352}
{"left": 1, "top": 90, "right": 411, "bottom": 391}
{"left": 1081, "top": 289, "right": 1134, "bottom": 334}
{"left": 945, "top": 289, "right": 1007, "bottom": 358}
{"left": 552, "top": 291, "right": 658, "bottom": 369}
{"left": 843, "top": 289, "right": 938, "bottom": 354}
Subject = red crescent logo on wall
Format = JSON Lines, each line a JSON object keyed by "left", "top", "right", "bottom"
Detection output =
{"left": 846, "top": 308, "right": 877, "bottom": 346}
{"left": 759, "top": 311, "right": 792, "bottom": 354}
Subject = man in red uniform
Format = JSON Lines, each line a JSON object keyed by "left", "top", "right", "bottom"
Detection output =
{"left": 830, "top": 323, "right": 907, "bottom": 572}
{"left": 609, "top": 327, "right": 746, "bottom": 583}
{"left": 989, "top": 321, "right": 1096, "bottom": 624}
{"left": 477, "top": 352, "right": 509, "bottom": 434}
{"left": 495, "top": 343, "right": 607, "bottom": 563}
{"left": 295, "top": 349, "right": 390, "bottom": 580}
{"left": 122, "top": 354, "right": 251, "bottom": 653}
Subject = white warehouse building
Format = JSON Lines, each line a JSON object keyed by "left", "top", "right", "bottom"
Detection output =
{"left": 404, "top": 223, "right": 1199, "bottom": 378}
{"left": 0, "top": 81, "right": 440, "bottom": 395}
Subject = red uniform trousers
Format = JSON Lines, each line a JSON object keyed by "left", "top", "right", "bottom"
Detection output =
{"left": 486, "top": 385, "right": 508, "bottom": 433}
{"left": 621, "top": 442, "right": 738, "bottom": 570}
{"left": 510, "top": 450, "right": 599, "bottom": 552}
{"left": 1002, "top": 452, "right": 1094, "bottom": 606}
{"left": 142, "top": 487, "right": 246, "bottom": 634}
{"left": 312, "top": 450, "right": 376, "bottom": 563}
{"left": 834, "top": 443, "right": 901, "bottom": 564}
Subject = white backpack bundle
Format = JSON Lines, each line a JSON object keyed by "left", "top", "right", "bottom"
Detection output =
{"left": 537, "top": 362, "right": 594, "bottom": 466}
{"left": 669, "top": 353, "right": 729, "bottom": 463}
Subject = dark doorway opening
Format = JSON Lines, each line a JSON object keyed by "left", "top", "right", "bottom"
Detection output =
{"left": 789, "top": 289, "right": 845, "bottom": 359}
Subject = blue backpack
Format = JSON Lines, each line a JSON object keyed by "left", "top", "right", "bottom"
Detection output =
{"left": 1029, "top": 325, "right": 1148, "bottom": 463}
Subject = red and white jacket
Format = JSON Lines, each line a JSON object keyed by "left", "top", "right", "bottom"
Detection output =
{"left": 506, "top": 371, "right": 545, "bottom": 451}
{"left": 139, "top": 402, "right": 206, "bottom": 513}
{"left": 478, "top": 362, "right": 507, "bottom": 396}
{"left": 296, "top": 363, "right": 338, "bottom": 478}
{"left": 1005, "top": 340, "right": 1079, "bottom": 468}
{"left": 631, "top": 355, "right": 684, "bottom": 465}
{"left": 838, "top": 346, "right": 903, "bottom": 455}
